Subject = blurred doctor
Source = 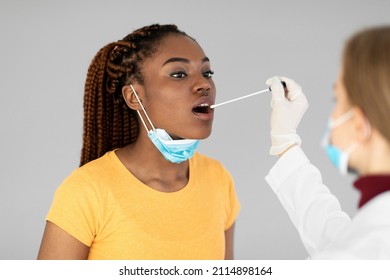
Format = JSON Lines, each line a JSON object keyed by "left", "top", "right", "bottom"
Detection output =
{"left": 265, "top": 26, "right": 390, "bottom": 259}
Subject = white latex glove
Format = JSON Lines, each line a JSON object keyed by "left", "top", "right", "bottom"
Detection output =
{"left": 266, "top": 76, "right": 308, "bottom": 156}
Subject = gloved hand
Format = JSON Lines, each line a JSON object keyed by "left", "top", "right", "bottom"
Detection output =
{"left": 266, "top": 76, "right": 308, "bottom": 156}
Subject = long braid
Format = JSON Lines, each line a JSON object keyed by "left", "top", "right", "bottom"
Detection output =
{"left": 80, "top": 24, "right": 190, "bottom": 166}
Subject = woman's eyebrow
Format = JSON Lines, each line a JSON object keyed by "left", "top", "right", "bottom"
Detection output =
{"left": 162, "top": 56, "right": 210, "bottom": 66}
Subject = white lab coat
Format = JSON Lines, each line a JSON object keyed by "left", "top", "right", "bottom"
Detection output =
{"left": 265, "top": 145, "right": 390, "bottom": 259}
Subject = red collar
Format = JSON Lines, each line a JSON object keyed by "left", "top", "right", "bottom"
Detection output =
{"left": 354, "top": 175, "right": 390, "bottom": 208}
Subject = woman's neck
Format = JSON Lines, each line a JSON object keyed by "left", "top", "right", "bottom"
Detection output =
{"left": 357, "top": 130, "right": 390, "bottom": 175}
{"left": 115, "top": 133, "right": 190, "bottom": 192}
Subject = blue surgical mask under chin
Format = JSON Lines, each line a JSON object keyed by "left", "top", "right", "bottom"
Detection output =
{"left": 148, "top": 129, "right": 199, "bottom": 163}
{"left": 321, "top": 110, "right": 357, "bottom": 175}
{"left": 129, "top": 85, "right": 200, "bottom": 164}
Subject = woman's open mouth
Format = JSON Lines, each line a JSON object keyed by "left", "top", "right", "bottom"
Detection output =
{"left": 192, "top": 103, "right": 212, "bottom": 114}
{"left": 192, "top": 102, "right": 214, "bottom": 120}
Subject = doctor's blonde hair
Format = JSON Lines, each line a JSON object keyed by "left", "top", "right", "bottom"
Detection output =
{"left": 80, "top": 24, "right": 190, "bottom": 166}
{"left": 342, "top": 26, "right": 390, "bottom": 142}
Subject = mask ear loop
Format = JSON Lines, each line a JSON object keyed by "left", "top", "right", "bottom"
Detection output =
{"left": 364, "top": 117, "right": 372, "bottom": 139}
{"left": 341, "top": 114, "right": 371, "bottom": 175}
{"left": 329, "top": 109, "right": 354, "bottom": 128}
{"left": 129, "top": 84, "right": 156, "bottom": 133}
{"left": 321, "top": 109, "right": 354, "bottom": 147}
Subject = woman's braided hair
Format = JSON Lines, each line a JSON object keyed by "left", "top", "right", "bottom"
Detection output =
{"left": 81, "top": 24, "right": 189, "bottom": 166}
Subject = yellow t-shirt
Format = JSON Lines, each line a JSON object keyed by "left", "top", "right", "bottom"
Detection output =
{"left": 46, "top": 151, "right": 240, "bottom": 260}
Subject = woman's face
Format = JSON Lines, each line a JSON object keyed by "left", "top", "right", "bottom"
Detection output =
{"left": 330, "top": 69, "right": 355, "bottom": 150}
{"left": 139, "top": 34, "right": 216, "bottom": 140}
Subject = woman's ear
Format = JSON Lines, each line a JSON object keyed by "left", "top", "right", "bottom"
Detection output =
{"left": 353, "top": 106, "right": 372, "bottom": 144}
{"left": 122, "top": 84, "right": 144, "bottom": 111}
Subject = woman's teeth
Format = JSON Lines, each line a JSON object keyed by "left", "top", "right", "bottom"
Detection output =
{"left": 193, "top": 103, "right": 211, "bottom": 114}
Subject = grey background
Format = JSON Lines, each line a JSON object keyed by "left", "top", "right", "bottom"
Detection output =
{"left": 1, "top": 0, "right": 389, "bottom": 260}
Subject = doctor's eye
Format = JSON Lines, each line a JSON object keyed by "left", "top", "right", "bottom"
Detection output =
{"left": 203, "top": 70, "right": 214, "bottom": 79}
{"left": 171, "top": 71, "right": 187, "bottom": 79}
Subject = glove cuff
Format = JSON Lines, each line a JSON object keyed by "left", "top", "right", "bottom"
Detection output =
{"left": 269, "top": 134, "right": 302, "bottom": 156}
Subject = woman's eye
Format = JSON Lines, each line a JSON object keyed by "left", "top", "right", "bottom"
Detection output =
{"left": 203, "top": 70, "right": 214, "bottom": 78}
{"left": 171, "top": 72, "right": 187, "bottom": 78}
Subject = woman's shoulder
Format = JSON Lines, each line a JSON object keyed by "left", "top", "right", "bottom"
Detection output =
{"left": 78, "top": 150, "right": 117, "bottom": 172}
{"left": 59, "top": 151, "right": 119, "bottom": 191}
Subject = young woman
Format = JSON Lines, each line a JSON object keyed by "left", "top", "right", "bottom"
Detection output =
{"left": 265, "top": 26, "right": 390, "bottom": 259}
{"left": 37, "top": 24, "right": 240, "bottom": 260}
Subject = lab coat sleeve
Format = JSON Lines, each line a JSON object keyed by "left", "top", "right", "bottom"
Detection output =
{"left": 265, "top": 146, "right": 351, "bottom": 256}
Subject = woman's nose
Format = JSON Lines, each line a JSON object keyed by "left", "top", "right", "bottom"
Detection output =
{"left": 193, "top": 75, "right": 211, "bottom": 94}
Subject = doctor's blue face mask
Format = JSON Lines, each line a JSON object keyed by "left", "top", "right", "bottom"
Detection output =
{"left": 321, "top": 109, "right": 358, "bottom": 175}
{"left": 128, "top": 85, "right": 199, "bottom": 163}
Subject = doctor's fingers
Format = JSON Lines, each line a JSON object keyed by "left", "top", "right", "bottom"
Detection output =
{"left": 278, "top": 76, "right": 306, "bottom": 102}
{"left": 266, "top": 76, "right": 286, "bottom": 101}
